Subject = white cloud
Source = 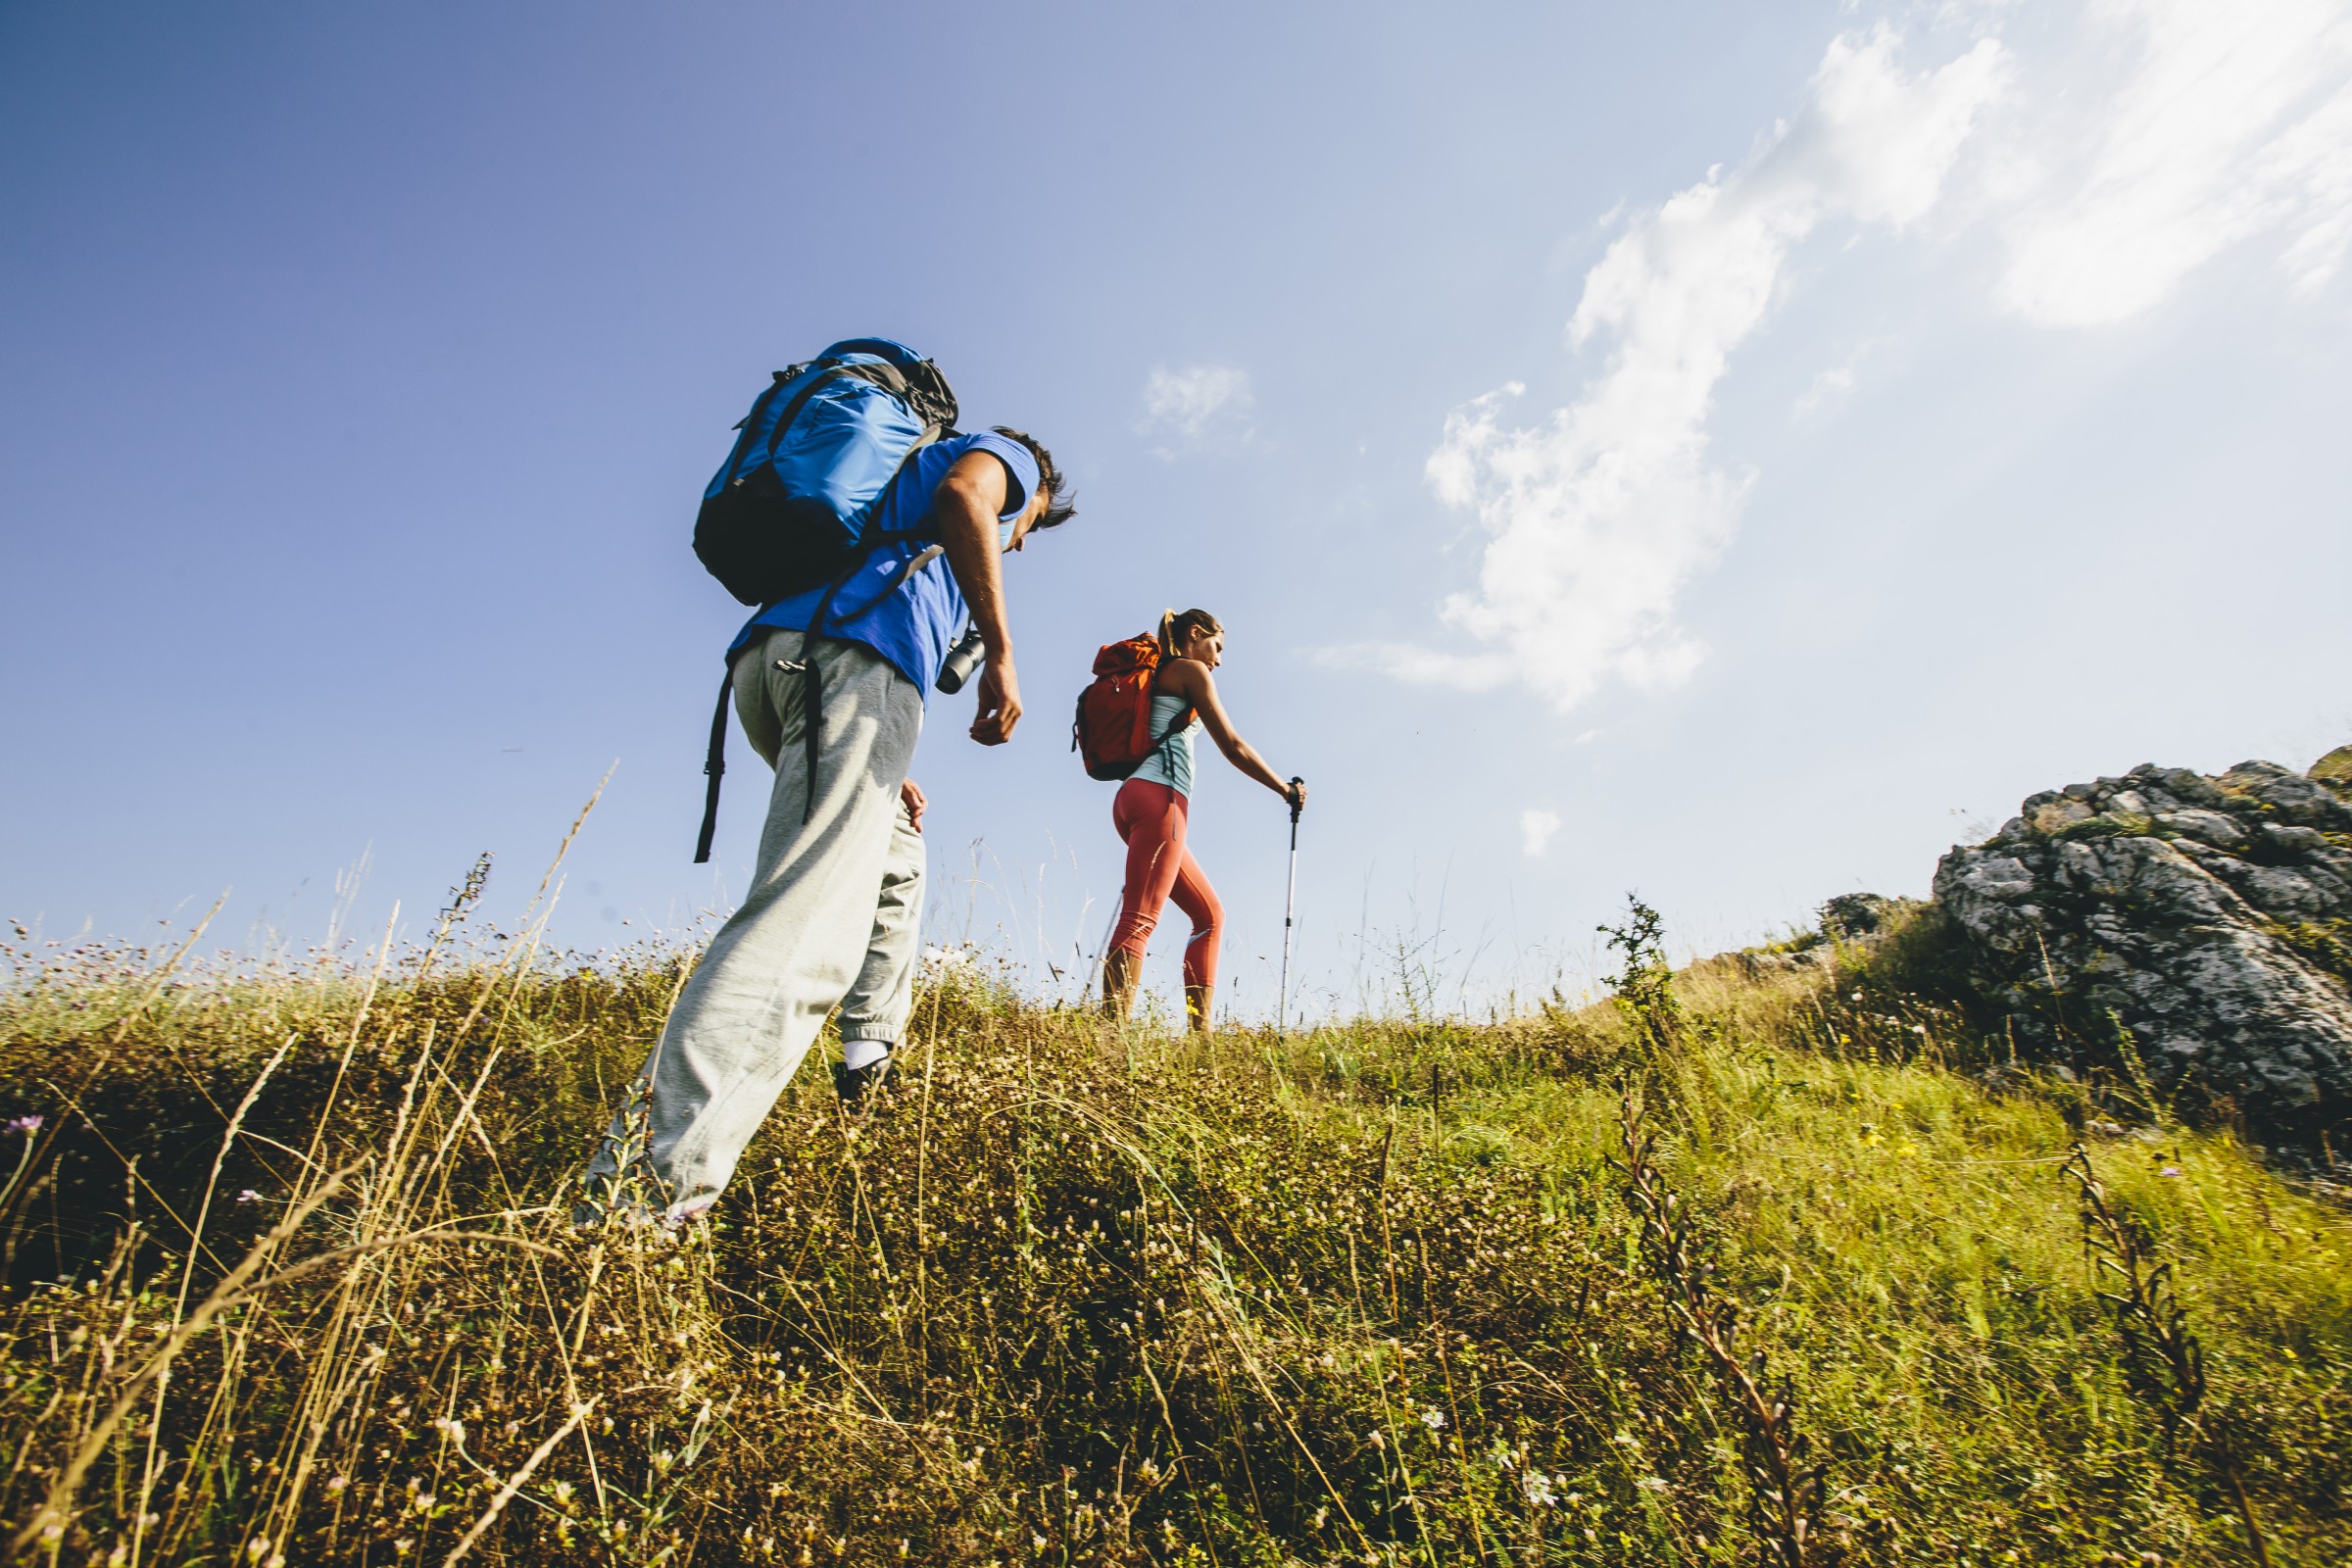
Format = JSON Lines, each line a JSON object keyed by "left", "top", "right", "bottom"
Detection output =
{"left": 1137, "top": 364, "right": 1253, "bottom": 450}
{"left": 1994, "top": 0, "right": 2352, "bottom": 325}
{"left": 1337, "top": 27, "right": 2006, "bottom": 710}
{"left": 1520, "top": 808, "right": 1563, "bottom": 858}
{"left": 1334, "top": 1, "right": 2352, "bottom": 718}
{"left": 1792, "top": 363, "right": 1855, "bottom": 421}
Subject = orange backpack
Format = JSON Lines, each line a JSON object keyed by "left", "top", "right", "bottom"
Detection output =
{"left": 1073, "top": 633, "right": 1194, "bottom": 781}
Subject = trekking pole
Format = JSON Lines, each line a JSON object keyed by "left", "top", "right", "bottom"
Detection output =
{"left": 1278, "top": 778, "right": 1303, "bottom": 1036}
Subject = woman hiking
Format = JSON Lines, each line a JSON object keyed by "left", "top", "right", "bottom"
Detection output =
{"left": 1103, "top": 609, "right": 1306, "bottom": 1031}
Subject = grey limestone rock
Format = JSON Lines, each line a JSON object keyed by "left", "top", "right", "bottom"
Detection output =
{"left": 1932, "top": 759, "right": 2352, "bottom": 1132}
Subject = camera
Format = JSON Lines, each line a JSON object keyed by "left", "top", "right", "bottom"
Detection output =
{"left": 935, "top": 624, "right": 986, "bottom": 694}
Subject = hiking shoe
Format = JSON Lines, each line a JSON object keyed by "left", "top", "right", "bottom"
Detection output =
{"left": 833, "top": 1051, "right": 894, "bottom": 1108}
{"left": 570, "top": 1198, "right": 662, "bottom": 1235}
{"left": 570, "top": 1193, "right": 710, "bottom": 1235}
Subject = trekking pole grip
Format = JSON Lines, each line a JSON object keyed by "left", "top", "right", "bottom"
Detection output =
{"left": 1287, "top": 776, "right": 1304, "bottom": 825}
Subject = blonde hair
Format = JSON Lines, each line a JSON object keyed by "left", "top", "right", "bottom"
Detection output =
{"left": 1157, "top": 608, "right": 1222, "bottom": 660}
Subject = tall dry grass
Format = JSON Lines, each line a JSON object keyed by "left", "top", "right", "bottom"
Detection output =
{"left": 1, "top": 888, "right": 2348, "bottom": 1565}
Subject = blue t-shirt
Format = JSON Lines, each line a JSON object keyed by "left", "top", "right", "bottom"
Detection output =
{"left": 727, "top": 430, "right": 1038, "bottom": 695}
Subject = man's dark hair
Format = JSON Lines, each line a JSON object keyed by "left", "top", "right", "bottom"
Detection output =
{"left": 993, "top": 427, "right": 1076, "bottom": 528}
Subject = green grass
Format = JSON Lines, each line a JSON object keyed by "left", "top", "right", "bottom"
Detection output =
{"left": 0, "top": 906, "right": 2347, "bottom": 1566}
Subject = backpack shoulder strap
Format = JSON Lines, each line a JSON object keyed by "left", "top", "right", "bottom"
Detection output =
{"left": 781, "top": 540, "right": 945, "bottom": 831}
{"left": 693, "top": 668, "right": 734, "bottom": 864}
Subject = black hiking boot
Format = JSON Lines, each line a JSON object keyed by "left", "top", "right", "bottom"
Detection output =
{"left": 833, "top": 1049, "right": 894, "bottom": 1109}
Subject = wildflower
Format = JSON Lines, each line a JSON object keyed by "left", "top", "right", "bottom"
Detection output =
{"left": 1521, "top": 1471, "right": 1557, "bottom": 1507}
{"left": 1368, "top": 1430, "right": 1386, "bottom": 1450}
{"left": 7, "top": 1115, "right": 41, "bottom": 1135}
{"left": 2159, "top": 1166, "right": 2181, "bottom": 1178}
{"left": 1421, "top": 1408, "right": 1446, "bottom": 1431}
{"left": 236, "top": 1190, "right": 262, "bottom": 1204}
{"left": 246, "top": 1538, "right": 272, "bottom": 1562}
{"left": 1637, "top": 1475, "right": 1669, "bottom": 1492}
{"left": 326, "top": 1476, "right": 348, "bottom": 1493}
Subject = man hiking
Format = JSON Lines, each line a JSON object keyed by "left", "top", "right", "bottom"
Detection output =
{"left": 582, "top": 422, "right": 1072, "bottom": 1226}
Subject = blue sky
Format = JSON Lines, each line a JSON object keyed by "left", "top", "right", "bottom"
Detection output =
{"left": 5, "top": 1, "right": 2349, "bottom": 1020}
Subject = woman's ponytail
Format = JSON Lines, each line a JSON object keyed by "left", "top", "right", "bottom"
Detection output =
{"left": 1158, "top": 608, "right": 1224, "bottom": 661}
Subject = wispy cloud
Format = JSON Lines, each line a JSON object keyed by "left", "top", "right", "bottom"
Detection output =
{"left": 1793, "top": 363, "right": 1857, "bottom": 423}
{"left": 1338, "top": 1, "right": 2352, "bottom": 716}
{"left": 1791, "top": 336, "right": 1891, "bottom": 422}
{"left": 1520, "top": 808, "right": 1563, "bottom": 858}
{"left": 1331, "top": 27, "right": 2006, "bottom": 710}
{"left": 1993, "top": 0, "right": 2352, "bottom": 325}
{"left": 1136, "top": 364, "right": 1253, "bottom": 452}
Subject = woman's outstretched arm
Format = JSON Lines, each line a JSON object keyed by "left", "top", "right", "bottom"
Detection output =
{"left": 1163, "top": 660, "right": 1303, "bottom": 807}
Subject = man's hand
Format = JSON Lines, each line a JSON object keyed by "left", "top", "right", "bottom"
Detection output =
{"left": 970, "top": 658, "right": 1021, "bottom": 746}
{"left": 900, "top": 778, "right": 927, "bottom": 831}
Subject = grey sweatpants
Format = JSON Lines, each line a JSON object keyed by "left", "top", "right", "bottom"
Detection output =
{"left": 588, "top": 628, "right": 926, "bottom": 1213}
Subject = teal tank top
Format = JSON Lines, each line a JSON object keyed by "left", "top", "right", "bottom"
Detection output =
{"left": 1126, "top": 692, "right": 1198, "bottom": 796}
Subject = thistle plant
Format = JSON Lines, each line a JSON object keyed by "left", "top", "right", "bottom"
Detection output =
{"left": 1600, "top": 894, "right": 1682, "bottom": 1060}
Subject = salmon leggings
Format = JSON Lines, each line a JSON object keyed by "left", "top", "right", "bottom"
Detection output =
{"left": 1109, "top": 778, "right": 1223, "bottom": 998}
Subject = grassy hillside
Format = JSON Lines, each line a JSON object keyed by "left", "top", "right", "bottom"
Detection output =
{"left": 0, "top": 904, "right": 2347, "bottom": 1566}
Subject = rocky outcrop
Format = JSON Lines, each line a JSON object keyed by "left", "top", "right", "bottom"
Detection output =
{"left": 1933, "top": 759, "right": 2352, "bottom": 1131}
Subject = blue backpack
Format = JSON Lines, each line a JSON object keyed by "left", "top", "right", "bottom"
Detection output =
{"left": 690, "top": 339, "right": 959, "bottom": 862}
{"left": 693, "top": 338, "right": 959, "bottom": 607}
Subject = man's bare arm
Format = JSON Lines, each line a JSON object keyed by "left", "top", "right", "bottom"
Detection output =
{"left": 934, "top": 451, "right": 1022, "bottom": 745}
